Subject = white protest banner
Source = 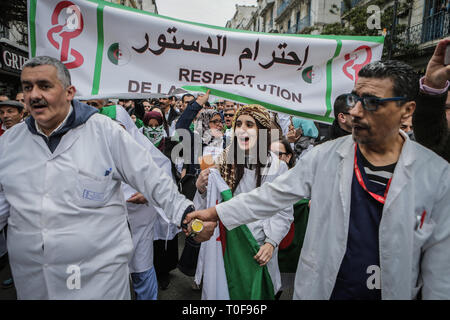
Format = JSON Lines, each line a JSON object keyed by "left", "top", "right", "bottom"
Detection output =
{"left": 28, "top": 0, "right": 384, "bottom": 123}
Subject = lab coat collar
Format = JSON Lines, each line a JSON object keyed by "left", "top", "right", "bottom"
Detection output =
{"left": 25, "top": 100, "right": 98, "bottom": 153}
{"left": 335, "top": 131, "right": 417, "bottom": 214}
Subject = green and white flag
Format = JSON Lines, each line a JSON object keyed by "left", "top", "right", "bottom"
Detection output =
{"left": 29, "top": 0, "right": 384, "bottom": 123}
{"left": 195, "top": 169, "right": 274, "bottom": 300}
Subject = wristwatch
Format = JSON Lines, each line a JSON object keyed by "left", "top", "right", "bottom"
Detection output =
{"left": 189, "top": 219, "right": 204, "bottom": 238}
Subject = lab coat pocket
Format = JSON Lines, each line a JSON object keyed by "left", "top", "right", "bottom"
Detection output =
{"left": 75, "top": 170, "right": 113, "bottom": 208}
{"left": 413, "top": 218, "right": 435, "bottom": 252}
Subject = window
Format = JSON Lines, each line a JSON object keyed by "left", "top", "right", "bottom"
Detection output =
{"left": 0, "top": 24, "right": 9, "bottom": 39}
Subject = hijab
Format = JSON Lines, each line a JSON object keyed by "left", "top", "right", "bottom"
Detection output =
{"left": 194, "top": 109, "right": 222, "bottom": 147}
{"left": 217, "top": 104, "right": 272, "bottom": 190}
{"left": 142, "top": 111, "right": 166, "bottom": 149}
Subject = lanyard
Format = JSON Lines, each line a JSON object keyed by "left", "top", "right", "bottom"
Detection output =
{"left": 354, "top": 144, "right": 392, "bottom": 205}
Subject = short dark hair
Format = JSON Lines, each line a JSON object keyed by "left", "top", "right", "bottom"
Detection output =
{"left": 278, "top": 138, "right": 296, "bottom": 169}
{"left": 182, "top": 93, "right": 195, "bottom": 103}
{"left": 358, "top": 60, "right": 419, "bottom": 103}
{"left": 333, "top": 94, "right": 350, "bottom": 118}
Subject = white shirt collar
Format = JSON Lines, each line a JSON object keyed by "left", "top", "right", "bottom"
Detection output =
{"left": 36, "top": 105, "right": 73, "bottom": 137}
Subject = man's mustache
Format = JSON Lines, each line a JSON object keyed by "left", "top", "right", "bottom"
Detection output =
{"left": 29, "top": 99, "right": 48, "bottom": 107}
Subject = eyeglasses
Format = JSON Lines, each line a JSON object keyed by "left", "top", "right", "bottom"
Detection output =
{"left": 209, "top": 119, "right": 223, "bottom": 125}
{"left": 275, "top": 151, "right": 288, "bottom": 158}
{"left": 224, "top": 113, "right": 235, "bottom": 118}
{"left": 344, "top": 93, "right": 407, "bottom": 112}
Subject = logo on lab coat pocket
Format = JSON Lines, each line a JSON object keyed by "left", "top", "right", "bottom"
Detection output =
{"left": 82, "top": 189, "right": 104, "bottom": 202}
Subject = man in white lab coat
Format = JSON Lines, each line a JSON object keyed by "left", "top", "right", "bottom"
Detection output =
{"left": 185, "top": 60, "right": 450, "bottom": 300}
{"left": 0, "top": 56, "right": 215, "bottom": 299}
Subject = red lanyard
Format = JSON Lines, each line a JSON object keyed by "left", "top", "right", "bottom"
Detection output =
{"left": 354, "top": 144, "right": 392, "bottom": 205}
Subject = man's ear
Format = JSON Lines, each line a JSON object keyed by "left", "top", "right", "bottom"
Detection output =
{"left": 66, "top": 85, "right": 76, "bottom": 101}
{"left": 401, "top": 101, "right": 416, "bottom": 122}
{"left": 286, "top": 153, "right": 292, "bottom": 164}
{"left": 337, "top": 112, "right": 346, "bottom": 124}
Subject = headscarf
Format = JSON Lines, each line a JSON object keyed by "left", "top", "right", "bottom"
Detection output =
{"left": 292, "top": 117, "right": 318, "bottom": 138}
{"left": 217, "top": 104, "right": 272, "bottom": 190}
{"left": 142, "top": 111, "right": 165, "bottom": 149}
{"left": 194, "top": 109, "right": 222, "bottom": 147}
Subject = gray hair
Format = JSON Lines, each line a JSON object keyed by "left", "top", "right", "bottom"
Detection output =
{"left": 22, "top": 56, "right": 72, "bottom": 88}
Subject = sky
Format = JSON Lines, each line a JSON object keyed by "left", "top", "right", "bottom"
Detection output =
{"left": 155, "top": 0, "right": 258, "bottom": 28}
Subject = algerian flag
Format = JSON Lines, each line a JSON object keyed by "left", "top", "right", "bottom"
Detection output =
{"left": 195, "top": 169, "right": 275, "bottom": 300}
{"left": 278, "top": 199, "right": 310, "bottom": 273}
{"left": 107, "top": 42, "right": 131, "bottom": 66}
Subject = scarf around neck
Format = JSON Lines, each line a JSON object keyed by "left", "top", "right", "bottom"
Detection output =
{"left": 143, "top": 125, "right": 165, "bottom": 147}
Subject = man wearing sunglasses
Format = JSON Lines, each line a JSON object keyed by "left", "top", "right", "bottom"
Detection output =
{"left": 186, "top": 59, "right": 450, "bottom": 300}
{"left": 223, "top": 102, "right": 236, "bottom": 148}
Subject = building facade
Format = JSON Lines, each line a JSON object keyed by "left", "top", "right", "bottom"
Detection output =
{"left": 226, "top": 5, "right": 258, "bottom": 30}
{"left": 226, "top": 0, "right": 449, "bottom": 71}
{"left": 397, "top": 0, "right": 449, "bottom": 70}
{"left": 226, "top": 0, "right": 341, "bottom": 34}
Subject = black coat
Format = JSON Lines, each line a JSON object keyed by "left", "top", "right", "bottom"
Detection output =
{"left": 413, "top": 91, "right": 450, "bottom": 163}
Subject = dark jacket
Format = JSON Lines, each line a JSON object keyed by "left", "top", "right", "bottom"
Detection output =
{"left": 175, "top": 100, "right": 202, "bottom": 176}
{"left": 317, "top": 119, "right": 351, "bottom": 144}
{"left": 167, "top": 106, "right": 180, "bottom": 127}
{"left": 413, "top": 91, "right": 450, "bottom": 163}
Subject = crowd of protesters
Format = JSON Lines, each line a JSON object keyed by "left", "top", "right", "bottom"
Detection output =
{"left": 0, "top": 38, "right": 449, "bottom": 300}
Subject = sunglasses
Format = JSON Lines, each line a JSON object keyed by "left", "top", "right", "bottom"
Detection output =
{"left": 344, "top": 93, "right": 407, "bottom": 112}
{"left": 224, "top": 113, "right": 235, "bottom": 117}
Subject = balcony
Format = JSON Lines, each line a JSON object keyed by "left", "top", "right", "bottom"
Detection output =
{"left": 286, "top": 23, "right": 298, "bottom": 34}
{"left": 298, "top": 15, "right": 311, "bottom": 32}
{"left": 284, "top": 13, "right": 310, "bottom": 34}
{"left": 341, "top": 0, "right": 365, "bottom": 15}
{"left": 399, "top": 11, "right": 449, "bottom": 46}
{"left": 277, "top": 0, "right": 291, "bottom": 19}
{"left": 260, "top": 0, "right": 275, "bottom": 15}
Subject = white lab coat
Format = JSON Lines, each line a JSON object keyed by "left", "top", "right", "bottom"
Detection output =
{"left": 137, "top": 125, "right": 180, "bottom": 242}
{"left": 123, "top": 183, "right": 156, "bottom": 274}
{"left": 0, "top": 112, "right": 192, "bottom": 299}
{"left": 113, "top": 106, "right": 178, "bottom": 274}
{"left": 194, "top": 152, "right": 293, "bottom": 294}
{"left": 216, "top": 132, "right": 450, "bottom": 300}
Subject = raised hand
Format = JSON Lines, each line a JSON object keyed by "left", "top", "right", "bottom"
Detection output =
{"left": 424, "top": 38, "right": 450, "bottom": 89}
